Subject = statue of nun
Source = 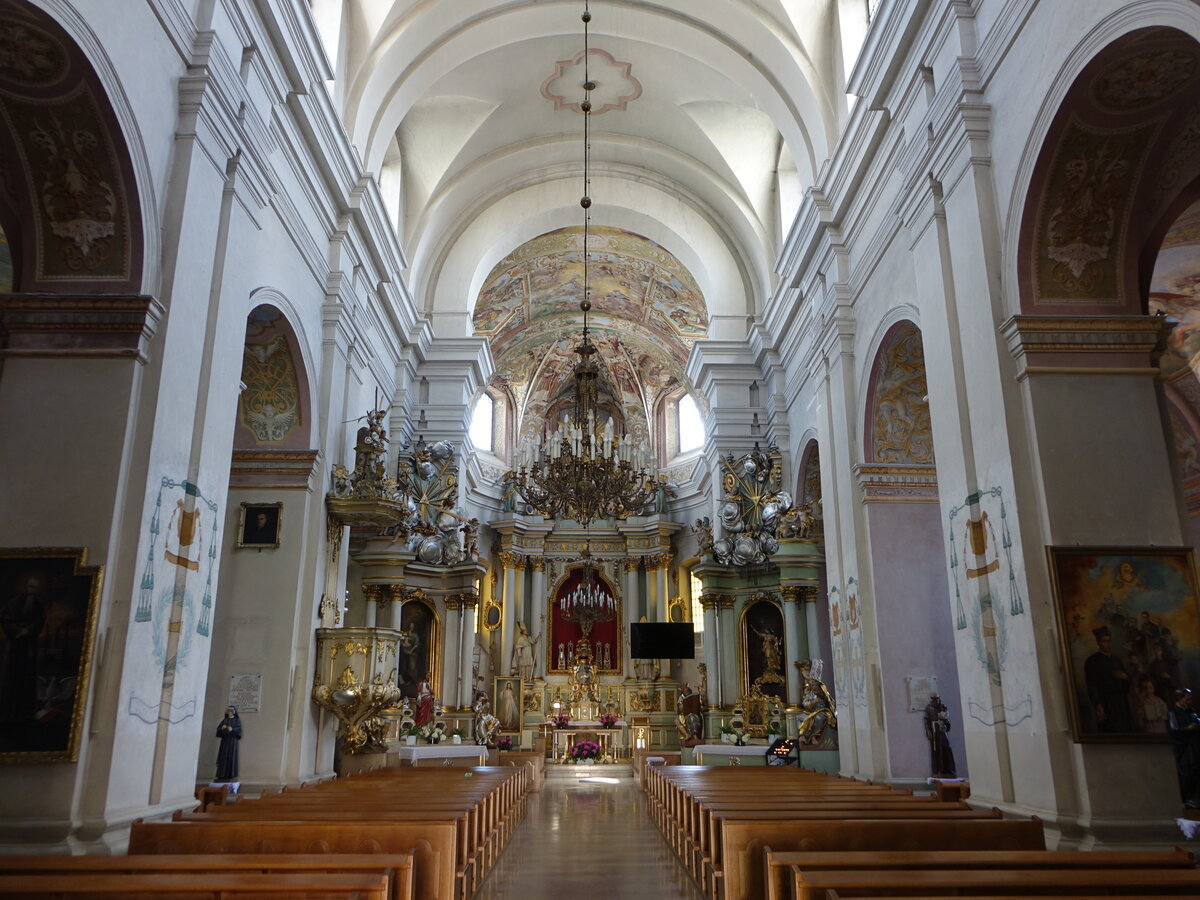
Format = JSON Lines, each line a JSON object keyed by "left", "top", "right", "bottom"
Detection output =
{"left": 214, "top": 705, "right": 242, "bottom": 782}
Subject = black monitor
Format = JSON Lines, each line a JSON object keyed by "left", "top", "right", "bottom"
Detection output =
{"left": 629, "top": 622, "right": 694, "bottom": 659}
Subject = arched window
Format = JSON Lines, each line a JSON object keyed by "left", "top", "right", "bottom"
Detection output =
{"left": 678, "top": 394, "right": 703, "bottom": 454}
{"left": 469, "top": 393, "right": 494, "bottom": 453}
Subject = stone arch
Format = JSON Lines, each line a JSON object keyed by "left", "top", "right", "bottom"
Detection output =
{"left": 1017, "top": 27, "right": 1200, "bottom": 315}
{"left": 0, "top": 0, "right": 144, "bottom": 294}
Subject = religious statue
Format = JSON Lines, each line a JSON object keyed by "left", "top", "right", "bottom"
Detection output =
{"left": 214, "top": 706, "right": 242, "bottom": 782}
{"left": 462, "top": 518, "right": 480, "bottom": 560}
{"left": 473, "top": 690, "right": 500, "bottom": 746}
{"left": 693, "top": 517, "right": 716, "bottom": 559}
{"left": 751, "top": 624, "right": 783, "bottom": 674}
{"left": 676, "top": 682, "right": 704, "bottom": 747}
{"left": 512, "top": 621, "right": 537, "bottom": 682}
{"left": 697, "top": 662, "right": 708, "bottom": 706}
{"left": 924, "top": 692, "right": 956, "bottom": 778}
{"left": 795, "top": 659, "right": 836, "bottom": 743}
{"left": 414, "top": 674, "right": 435, "bottom": 728}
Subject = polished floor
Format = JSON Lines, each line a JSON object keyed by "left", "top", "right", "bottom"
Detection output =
{"left": 474, "top": 763, "right": 703, "bottom": 899}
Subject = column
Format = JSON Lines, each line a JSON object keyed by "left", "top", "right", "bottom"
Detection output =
{"left": 442, "top": 597, "right": 461, "bottom": 705}
{"left": 623, "top": 557, "right": 640, "bottom": 679}
{"left": 386, "top": 584, "right": 404, "bottom": 630}
{"left": 498, "top": 551, "right": 523, "bottom": 676}
{"left": 719, "top": 596, "right": 738, "bottom": 707}
{"left": 780, "top": 586, "right": 803, "bottom": 706}
{"left": 530, "top": 558, "right": 547, "bottom": 678}
{"left": 800, "top": 585, "right": 820, "bottom": 659}
{"left": 701, "top": 595, "right": 720, "bottom": 707}
{"left": 361, "top": 584, "right": 381, "bottom": 628}
{"left": 459, "top": 596, "right": 478, "bottom": 709}
{"left": 654, "top": 553, "right": 671, "bottom": 622}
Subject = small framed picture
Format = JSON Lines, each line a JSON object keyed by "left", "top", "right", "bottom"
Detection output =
{"left": 237, "top": 502, "right": 282, "bottom": 549}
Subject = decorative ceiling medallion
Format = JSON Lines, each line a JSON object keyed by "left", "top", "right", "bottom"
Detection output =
{"left": 0, "top": 16, "right": 68, "bottom": 90}
{"left": 541, "top": 48, "right": 641, "bottom": 115}
{"left": 1092, "top": 49, "right": 1198, "bottom": 112}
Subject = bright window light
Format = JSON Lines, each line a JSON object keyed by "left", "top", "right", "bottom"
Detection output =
{"left": 678, "top": 394, "right": 703, "bottom": 453}
{"left": 469, "top": 394, "right": 494, "bottom": 452}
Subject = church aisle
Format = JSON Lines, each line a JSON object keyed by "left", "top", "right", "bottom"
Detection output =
{"left": 473, "top": 763, "right": 702, "bottom": 899}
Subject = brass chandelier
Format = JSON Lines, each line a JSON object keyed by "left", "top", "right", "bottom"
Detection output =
{"left": 508, "top": 0, "right": 656, "bottom": 527}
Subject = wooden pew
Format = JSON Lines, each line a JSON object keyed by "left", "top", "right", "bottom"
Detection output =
{"left": 129, "top": 818, "right": 456, "bottom": 900}
{"left": 764, "top": 848, "right": 1195, "bottom": 900}
{"left": 792, "top": 866, "right": 1200, "bottom": 899}
{"left": 0, "top": 871, "right": 389, "bottom": 899}
{"left": 0, "top": 853, "right": 415, "bottom": 900}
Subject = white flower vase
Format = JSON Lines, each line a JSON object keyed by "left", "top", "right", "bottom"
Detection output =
{"left": 582, "top": 758, "right": 595, "bottom": 765}
{"left": 452, "top": 735, "right": 462, "bottom": 745}
{"left": 405, "top": 735, "right": 417, "bottom": 746}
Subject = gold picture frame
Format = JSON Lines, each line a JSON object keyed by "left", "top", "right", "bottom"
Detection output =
{"left": 493, "top": 675, "right": 523, "bottom": 734}
{"left": 1047, "top": 545, "right": 1200, "bottom": 743}
{"left": 236, "top": 501, "right": 282, "bottom": 549}
{"left": 0, "top": 548, "right": 102, "bottom": 763}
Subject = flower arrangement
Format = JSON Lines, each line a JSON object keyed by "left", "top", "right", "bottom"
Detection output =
{"left": 495, "top": 736, "right": 513, "bottom": 751}
{"left": 598, "top": 712, "right": 618, "bottom": 728}
{"left": 567, "top": 740, "right": 601, "bottom": 762}
{"left": 550, "top": 713, "right": 570, "bottom": 729}
{"left": 419, "top": 722, "right": 445, "bottom": 744}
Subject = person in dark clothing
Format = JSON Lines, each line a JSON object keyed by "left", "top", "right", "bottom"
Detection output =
{"left": 214, "top": 706, "right": 242, "bottom": 782}
{"left": 1084, "top": 626, "right": 1133, "bottom": 732}
{"left": 1168, "top": 689, "right": 1200, "bottom": 809}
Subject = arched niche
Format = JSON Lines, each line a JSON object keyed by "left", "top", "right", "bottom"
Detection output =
{"left": 233, "top": 305, "right": 314, "bottom": 451}
{"left": 863, "top": 321, "right": 934, "bottom": 466}
{"left": 796, "top": 438, "right": 824, "bottom": 538}
{"left": 738, "top": 596, "right": 786, "bottom": 704}
{"left": 547, "top": 567, "right": 621, "bottom": 676}
{"left": 0, "top": 1, "right": 143, "bottom": 293}
{"left": 1017, "top": 27, "right": 1200, "bottom": 315}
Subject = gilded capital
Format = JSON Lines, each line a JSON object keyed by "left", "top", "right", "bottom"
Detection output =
{"left": 497, "top": 551, "right": 522, "bottom": 570}
{"left": 698, "top": 593, "right": 720, "bottom": 611}
{"left": 362, "top": 584, "right": 388, "bottom": 608}
{"left": 798, "top": 585, "right": 821, "bottom": 604}
{"left": 444, "top": 596, "right": 462, "bottom": 611}
{"left": 623, "top": 557, "right": 642, "bottom": 572}
{"left": 780, "top": 585, "right": 802, "bottom": 604}
{"left": 530, "top": 557, "right": 546, "bottom": 572}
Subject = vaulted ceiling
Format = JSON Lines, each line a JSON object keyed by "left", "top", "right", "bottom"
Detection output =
{"left": 317, "top": 0, "right": 864, "bottom": 435}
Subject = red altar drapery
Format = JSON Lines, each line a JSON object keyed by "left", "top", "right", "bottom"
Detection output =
{"left": 547, "top": 568, "right": 622, "bottom": 675}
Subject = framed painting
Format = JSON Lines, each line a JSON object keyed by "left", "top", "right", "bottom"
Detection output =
{"left": 1047, "top": 546, "right": 1200, "bottom": 742}
{"left": 237, "top": 502, "right": 282, "bottom": 549}
{"left": 0, "top": 548, "right": 102, "bottom": 762}
{"left": 493, "top": 675, "right": 523, "bottom": 734}
{"left": 398, "top": 598, "right": 439, "bottom": 701}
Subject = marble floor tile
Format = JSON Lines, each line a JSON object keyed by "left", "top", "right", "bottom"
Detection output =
{"left": 474, "top": 763, "right": 702, "bottom": 899}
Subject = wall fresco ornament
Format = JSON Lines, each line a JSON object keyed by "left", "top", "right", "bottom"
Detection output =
{"left": 0, "top": 17, "right": 67, "bottom": 87}
{"left": 135, "top": 477, "right": 219, "bottom": 643}
{"left": 947, "top": 487, "right": 1025, "bottom": 687}
{"left": 239, "top": 334, "right": 301, "bottom": 443}
{"left": 1037, "top": 122, "right": 1154, "bottom": 301}
{"left": 1092, "top": 49, "right": 1198, "bottom": 111}
{"left": 846, "top": 578, "right": 866, "bottom": 707}
{"left": 871, "top": 325, "right": 933, "bottom": 464}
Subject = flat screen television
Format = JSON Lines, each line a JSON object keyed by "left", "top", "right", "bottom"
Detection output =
{"left": 629, "top": 622, "right": 695, "bottom": 659}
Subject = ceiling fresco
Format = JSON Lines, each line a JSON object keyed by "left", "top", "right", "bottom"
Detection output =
{"left": 1149, "top": 199, "right": 1200, "bottom": 382}
{"left": 474, "top": 226, "right": 709, "bottom": 445}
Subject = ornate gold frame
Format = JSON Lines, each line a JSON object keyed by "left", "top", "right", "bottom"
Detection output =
{"left": 737, "top": 594, "right": 785, "bottom": 699}
{"left": 481, "top": 595, "right": 502, "bottom": 632}
{"left": 397, "top": 595, "right": 441, "bottom": 708}
{"left": 0, "top": 548, "right": 102, "bottom": 763}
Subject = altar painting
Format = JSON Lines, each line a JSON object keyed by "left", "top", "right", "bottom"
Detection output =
{"left": 548, "top": 568, "right": 621, "bottom": 675}
{"left": 398, "top": 599, "right": 439, "bottom": 701}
